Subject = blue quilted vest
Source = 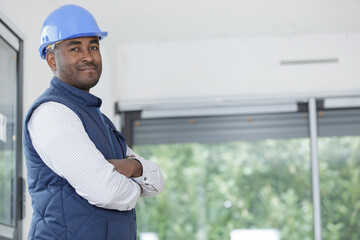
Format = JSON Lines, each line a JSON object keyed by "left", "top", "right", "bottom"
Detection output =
{"left": 23, "top": 77, "right": 137, "bottom": 240}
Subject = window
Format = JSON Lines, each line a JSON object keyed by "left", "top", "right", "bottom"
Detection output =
{"left": 317, "top": 108, "right": 360, "bottom": 239}
{"left": 129, "top": 108, "right": 312, "bottom": 240}
{"left": 0, "top": 18, "right": 23, "bottom": 240}
{"left": 134, "top": 139, "right": 313, "bottom": 240}
{"left": 119, "top": 96, "right": 360, "bottom": 240}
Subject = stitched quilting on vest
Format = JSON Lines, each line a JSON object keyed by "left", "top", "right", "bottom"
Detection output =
{"left": 24, "top": 77, "right": 135, "bottom": 240}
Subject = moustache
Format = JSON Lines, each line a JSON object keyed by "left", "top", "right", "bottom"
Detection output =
{"left": 76, "top": 62, "right": 97, "bottom": 70}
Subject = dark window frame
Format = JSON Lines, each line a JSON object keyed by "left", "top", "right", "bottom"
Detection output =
{"left": 0, "top": 17, "right": 24, "bottom": 240}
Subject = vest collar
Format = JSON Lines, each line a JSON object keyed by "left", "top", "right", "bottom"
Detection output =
{"left": 50, "top": 77, "right": 102, "bottom": 107}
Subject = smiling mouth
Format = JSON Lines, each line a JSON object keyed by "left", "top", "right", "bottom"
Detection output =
{"left": 77, "top": 63, "right": 97, "bottom": 71}
{"left": 79, "top": 67, "right": 96, "bottom": 71}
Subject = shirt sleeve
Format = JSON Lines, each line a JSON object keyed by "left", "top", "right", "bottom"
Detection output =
{"left": 27, "top": 101, "right": 140, "bottom": 211}
{"left": 127, "top": 146, "right": 165, "bottom": 197}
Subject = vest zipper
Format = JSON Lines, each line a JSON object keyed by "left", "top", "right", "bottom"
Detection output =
{"left": 96, "top": 108, "right": 117, "bottom": 157}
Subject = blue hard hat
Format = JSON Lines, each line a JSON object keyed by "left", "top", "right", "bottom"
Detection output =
{"left": 39, "top": 4, "right": 108, "bottom": 59}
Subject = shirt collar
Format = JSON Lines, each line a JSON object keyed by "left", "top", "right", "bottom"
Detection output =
{"left": 50, "top": 77, "right": 102, "bottom": 107}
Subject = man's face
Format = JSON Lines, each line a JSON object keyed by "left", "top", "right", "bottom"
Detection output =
{"left": 46, "top": 36, "right": 102, "bottom": 92}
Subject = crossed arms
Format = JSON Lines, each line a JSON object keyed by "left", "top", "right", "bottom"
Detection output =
{"left": 28, "top": 101, "right": 164, "bottom": 211}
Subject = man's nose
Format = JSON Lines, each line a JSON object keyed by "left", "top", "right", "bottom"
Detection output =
{"left": 81, "top": 48, "right": 94, "bottom": 62}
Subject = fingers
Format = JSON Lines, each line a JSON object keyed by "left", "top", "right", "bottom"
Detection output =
{"left": 108, "top": 158, "right": 137, "bottom": 178}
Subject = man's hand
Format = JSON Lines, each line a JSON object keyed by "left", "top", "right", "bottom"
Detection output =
{"left": 108, "top": 157, "right": 143, "bottom": 178}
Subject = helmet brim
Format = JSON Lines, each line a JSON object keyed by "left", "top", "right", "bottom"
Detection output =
{"left": 39, "top": 31, "right": 108, "bottom": 59}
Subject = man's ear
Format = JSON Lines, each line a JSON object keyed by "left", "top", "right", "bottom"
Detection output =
{"left": 46, "top": 52, "right": 57, "bottom": 71}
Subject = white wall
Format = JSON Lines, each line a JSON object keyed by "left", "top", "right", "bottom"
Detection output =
{"left": 0, "top": 1, "right": 360, "bottom": 239}
{"left": 115, "top": 34, "right": 360, "bottom": 102}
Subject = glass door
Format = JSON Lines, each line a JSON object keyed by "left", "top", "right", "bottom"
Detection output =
{"left": 0, "top": 19, "right": 23, "bottom": 240}
{"left": 127, "top": 98, "right": 360, "bottom": 240}
{"left": 130, "top": 109, "right": 314, "bottom": 240}
{"left": 317, "top": 107, "right": 360, "bottom": 240}
{"left": 134, "top": 139, "right": 313, "bottom": 240}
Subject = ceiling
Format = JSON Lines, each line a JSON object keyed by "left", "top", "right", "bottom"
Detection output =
{"left": 54, "top": 0, "right": 360, "bottom": 44}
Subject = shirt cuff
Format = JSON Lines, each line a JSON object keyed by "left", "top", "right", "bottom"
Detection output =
{"left": 131, "top": 157, "right": 156, "bottom": 188}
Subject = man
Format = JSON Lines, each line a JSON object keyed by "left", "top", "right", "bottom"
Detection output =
{"left": 23, "top": 4, "right": 164, "bottom": 240}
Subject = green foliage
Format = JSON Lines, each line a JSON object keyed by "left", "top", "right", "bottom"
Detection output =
{"left": 319, "top": 137, "right": 360, "bottom": 240}
{"left": 135, "top": 136, "right": 360, "bottom": 240}
{"left": 135, "top": 139, "right": 315, "bottom": 239}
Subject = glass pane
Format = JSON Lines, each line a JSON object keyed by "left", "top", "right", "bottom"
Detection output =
{"left": 318, "top": 136, "right": 360, "bottom": 240}
{"left": 0, "top": 37, "right": 18, "bottom": 226}
{"left": 135, "top": 138, "right": 313, "bottom": 240}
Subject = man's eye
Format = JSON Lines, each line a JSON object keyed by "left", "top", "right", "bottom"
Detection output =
{"left": 90, "top": 46, "right": 99, "bottom": 50}
{"left": 70, "top": 48, "right": 79, "bottom": 51}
